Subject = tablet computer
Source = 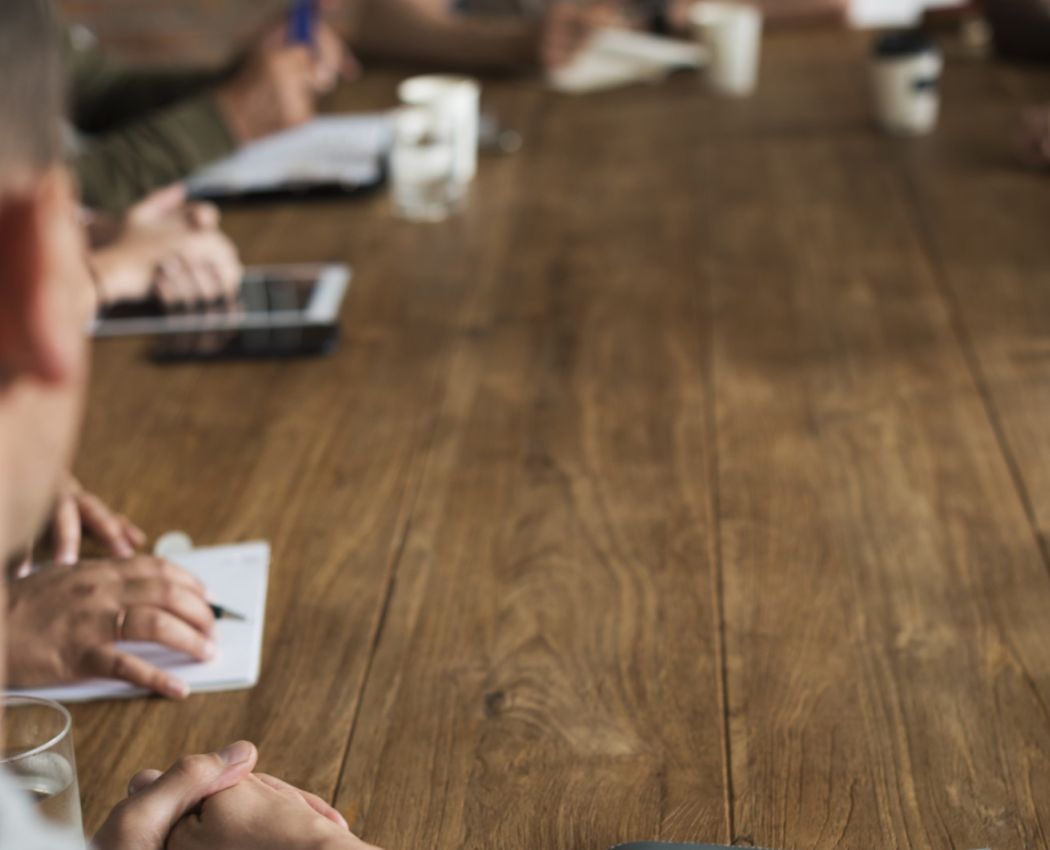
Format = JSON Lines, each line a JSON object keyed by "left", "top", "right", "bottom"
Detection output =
{"left": 91, "top": 263, "right": 351, "bottom": 361}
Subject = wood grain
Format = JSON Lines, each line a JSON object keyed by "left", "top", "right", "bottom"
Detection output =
{"left": 890, "top": 54, "right": 1050, "bottom": 550}
{"left": 333, "top": 77, "right": 728, "bottom": 850}
{"left": 61, "top": 31, "right": 1050, "bottom": 850}
{"left": 706, "top": 37, "right": 1050, "bottom": 850}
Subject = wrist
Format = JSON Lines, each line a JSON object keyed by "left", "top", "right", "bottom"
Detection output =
{"left": 89, "top": 247, "right": 150, "bottom": 307}
{"left": 214, "top": 81, "right": 254, "bottom": 146}
{"left": 84, "top": 256, "right": 108, "bottom": 311}
{"left": 317, "top": 838, "right": 363, "bottom": 850}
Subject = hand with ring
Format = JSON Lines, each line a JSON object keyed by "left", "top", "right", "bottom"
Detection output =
{"left": 5, "top": 555, "right": 216, "bottom": 699}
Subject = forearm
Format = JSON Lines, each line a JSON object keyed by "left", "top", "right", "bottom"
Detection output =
{"left": 76, "top": 68, "right": 232, "bottom": 132}
{"left": 354, "top": 1, "right": 541, "bottom": 70}
{"left": 75, "top": 95, "right": 237, "bottom": 214}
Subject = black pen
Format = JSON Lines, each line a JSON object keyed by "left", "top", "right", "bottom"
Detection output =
{"left": 210, "top": 604, "right": 247, "bottom": 622}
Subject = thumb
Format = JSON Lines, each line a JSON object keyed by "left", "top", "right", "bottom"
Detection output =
{"left": 127, "top": 769, "right": 163, "bottom": 798}
{"left": 127, "top": 742, "right": 257, "bottom": 831}
{"left": 130, "top": 184, "right": 188, "bottom": 223}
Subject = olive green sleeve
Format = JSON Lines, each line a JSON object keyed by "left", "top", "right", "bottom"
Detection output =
{"left": 66, "top": 26, "right": 240, "bottom": 212}
{"left": 75, "top": 93, "right": 238, "bottom": 213}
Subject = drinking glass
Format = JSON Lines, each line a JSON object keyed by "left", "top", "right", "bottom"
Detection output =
{"left": 398, "top": 74, "right": 481, "bottom": 203}
{"left": 391, "top": 106, "right": 457, "bottom": 222}
{"left": 1, "top": 696, "right": 83, "bottom": 840}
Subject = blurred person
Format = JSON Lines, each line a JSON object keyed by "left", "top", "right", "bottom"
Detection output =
{"left": 347, "top": 0, "right": 635, "bottom": 70}
{"left": 639, "top": 0, "right": 846, "bottom": 32}
{"left": 0, "top": 3, "right": 383, "bottom": 849}
{"left": 68, "top": 5, "right": 357, "bottom": 213}
{"left": 981, "top": 0, "right": 1050, "bottom": 61}
{"left": 1020, "top": 104, "right": 1050, "bottom": 169}
{"left": 978, "top": 0, "right": 1050, "bottom": 168}
{"left": 349, "top": 0, "right": 848, "bottom": 72}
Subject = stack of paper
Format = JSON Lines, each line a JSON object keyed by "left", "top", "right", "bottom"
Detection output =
{"left": 549, "top": 28, "right": 709, "bottom": 95}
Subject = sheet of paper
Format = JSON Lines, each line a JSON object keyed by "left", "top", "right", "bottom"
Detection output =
{"left": 549, "top": 28, "right": 708, "bottom": 95}
{"left": 187, "top": 113, "right": 394, "bottom": 196}
{"left": 6, "top": 542, "right": 270, "bottom": 704}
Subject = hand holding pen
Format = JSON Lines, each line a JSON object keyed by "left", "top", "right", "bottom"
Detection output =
{"left": 287, "top": 0, "right": 360, "bottom": 94}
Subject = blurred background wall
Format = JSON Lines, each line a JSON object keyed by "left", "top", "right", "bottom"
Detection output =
{"left": 56, "top": 0, "right": 964, "bottom": 64}
{"left": 56, "top": 0, "right": 285, "bottom": 62}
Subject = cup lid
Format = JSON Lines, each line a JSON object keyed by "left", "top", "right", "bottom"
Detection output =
{"left": 874, "top": 29, "right": 937, "bottom": 58}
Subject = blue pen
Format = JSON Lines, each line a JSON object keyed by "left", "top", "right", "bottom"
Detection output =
{"left": 288, "top": 0, "right": 317, "bottom": 47}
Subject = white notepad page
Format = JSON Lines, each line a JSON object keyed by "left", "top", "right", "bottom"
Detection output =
{"left": 187, "top": 113, "right": 394, "bottom": 195}
{"left": 7, "top": 542, "right": 270, "bottom": 704}
{"left": 549, "top": 28, "right": 708, "bottom": 94}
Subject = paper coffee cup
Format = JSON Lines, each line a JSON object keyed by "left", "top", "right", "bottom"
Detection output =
{"left": 871, "top": 31, "right": 943, "bottom": 136}
{"left": 689, "top": 2, "right": 763, "bottom": 98}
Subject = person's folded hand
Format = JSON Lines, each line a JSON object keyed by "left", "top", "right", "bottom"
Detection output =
{"left": 5, "top": 555, "right": 216, "bottom": 699}
{"left": 89, "top": 185, "right": 243, "bottom": 308}
{"left": 94, "top": 742, "right": 378, "bottom": 850}
{"left": 166, "top": 770, "right": 378, "bottom": 850}
{"left": 94, "top": 742, "right": 259, "bottom": 850}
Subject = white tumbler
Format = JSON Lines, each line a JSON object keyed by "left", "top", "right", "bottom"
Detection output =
{"left": 871, "top": 31, "right": 943, "bottom": 136}
{"left": 689, "top": 2, "right": 763, "bottom": 98}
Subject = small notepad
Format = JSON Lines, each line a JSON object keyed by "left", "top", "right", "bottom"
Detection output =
{"left": 187, "top": 113, "right": 393, "bottom": 198}
{"left": 7, "top": 542, "right": 270, "bottom": 704}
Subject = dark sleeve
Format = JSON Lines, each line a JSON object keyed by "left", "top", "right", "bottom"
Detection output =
{"left": 66, "top": 26, "right": 240, "bottom": 212}
{"left": 66, "top": 25, "right": 233, "bottom": 132}
{"left": 983, "top": 0, "right": 1050, "bottom": 61}
{"left": 75, "top": 94, "right": 238, "bottom": 214}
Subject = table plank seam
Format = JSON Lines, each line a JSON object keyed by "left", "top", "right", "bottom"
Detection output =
{"left": 892, "top": 149, "right": 1050, "bottom": 579}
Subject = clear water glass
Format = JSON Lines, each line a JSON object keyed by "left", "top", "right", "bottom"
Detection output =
{"left": 391, "top": 106, "right": 457, "bottom": 223}
{"left": 1, "top": 696, "right": 83, "bottom": 841}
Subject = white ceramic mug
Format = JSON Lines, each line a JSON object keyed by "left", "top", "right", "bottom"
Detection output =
{"left": 871, "top": 31, "right": 943, "bottom": 136}
{"left": 689, "top": 2, "right": 763, "bottom": 98}
{"left": 398, "top": 75, "right": 481, "bottom": 198}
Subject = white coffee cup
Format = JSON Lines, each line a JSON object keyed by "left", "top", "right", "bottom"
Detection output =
{"left": 871, "top": 31, "right": 943, "bottom": 136}
{"left": 689, "top": 2, "right": 763, "bottom": 98}
{"left": 398, "top": 75, "right": 481, "bottom": 197}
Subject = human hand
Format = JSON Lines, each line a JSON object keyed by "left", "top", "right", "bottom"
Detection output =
{"left": 166, "top": 771, "right": 375, "bottom": 850}
{"left": 94, "top": 742, "right": 258, "bottom": 850}
{"left": 217, "top": 16, "right": 358, "bottom": 145}
{"left": 312, "top": 18, "right": 361, "bottom": 93}
{"left": 47, "top": 475, "right": 146, "bottom": 565}
{"left": 540, "top": 2, "right": 632, "bottom": 69}
{"left": 6, "top": 555, "right": 216, "bottom": 698}
{"left": 89, "top": 185, "right": 243, "bottom": 308}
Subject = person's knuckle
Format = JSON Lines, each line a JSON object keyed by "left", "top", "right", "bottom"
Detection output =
{"left": 158, "top": 580, "right": 180, "bottom": 608}
{"left": 143, "top": 608, "right": 165, "bottom": 634}
{"left": 172, "top": 753, "right": 221, "bottom": 784}
{"left": 111, "top": 653, "right": 133, "bottom": 681}
{"left": 106, "top": 798, "right": 142, "bottom": 838}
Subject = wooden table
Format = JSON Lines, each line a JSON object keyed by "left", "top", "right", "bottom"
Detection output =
{"left": 71, "top": 30, "right": 1050, "bottom": 850}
